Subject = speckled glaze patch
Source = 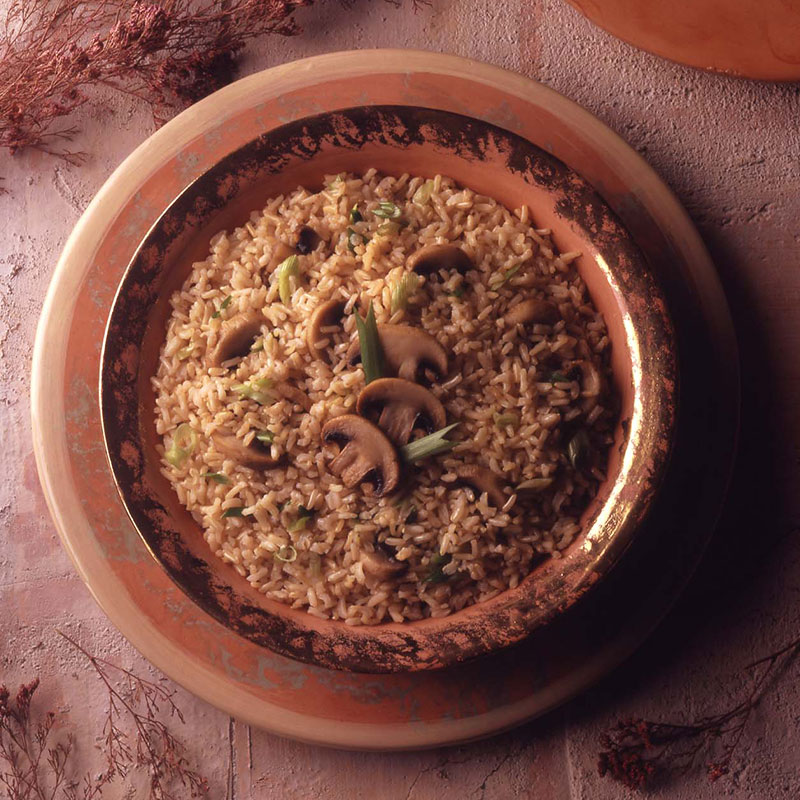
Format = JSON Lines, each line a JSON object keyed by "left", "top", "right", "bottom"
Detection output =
{"left": 100, "top": 105, "right": 677, "bottom": 673}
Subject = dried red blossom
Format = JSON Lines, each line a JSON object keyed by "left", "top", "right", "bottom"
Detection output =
{"left": 597, "top": 634, "right": 800, "bottom": 791}
{"left": 0, "top": 0, "right": 419, "bottom": 164}
{"left": 0, "top": 634, "right": 209, "bottom": 799}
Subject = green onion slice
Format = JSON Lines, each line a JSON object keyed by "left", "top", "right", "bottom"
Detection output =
{"left": 400, "top": 423, "right": 459, "bottom": 463}
{"left": 222, "top": 506, "right": 245, "bottom": 518}
{"left": 212, "top": 295, "right": 232, "bottom": 319}
{"left": 202, "top": 472, "right": 230, "bottom": 485}
{"left": 445, "top": 285, "right": 465, "bottom": 299}
{"left": 177, "top": 345, "right": 196, "bottom": 360}
{"left": 354, "top": 302, "right": 384, "bottom": 384}
{"left": 349, "top": 205, "right": 363, "bottom": 224}
{"left": 489, "top": 264, "right": 522, "bottom": 290}
{"left": 423, "top": 552, "right": 453, "bottom": 584}
{"left": 373, "top": 201, "right": 402, "bottom": 219}
{"left": 165, "top": 423, "right": 198, "bottom": 467}
{"left": 376, "top": 220, "right": 402, "bottom": 237}
{"left": 277, "top": 254, "right": 300, "bottom": 305}
{"left": 288, "top": 505, "right": 314, "bottom": 533}
{"left": 346, "top": 227, "right": 364, "bottom": 253}
{"left": 390, "top": 272, "right": 420, "bottom": 314}
{"left": 567, "top": 429, "right": 591, "bottom": 470}
{"left": 493, "top": 412, "right": 520, "bottom": 430}
{"left": 549, "top": 371, "right": 568, "bottom": 384}
{"left": 412, "top": 179, "right": 435, "bottom": 206}
{"left": 232, "top": 377, "right": 276, "bottom": 405}
{"left": 275, "top": 544, "right": 297, "bottom": 563}
{"left": 255, "top": 430, "right": 274, "bottom": 444}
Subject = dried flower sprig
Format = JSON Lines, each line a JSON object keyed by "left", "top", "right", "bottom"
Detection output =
{"left": 597, "top": 633, "right": 800, "bottom": 791}
{"left": 0, "top": 0, "right": 423, "bottom": 164}
{"left": 0, "top": 0, "right": 310, "bottom": 161}
{"left": 0, "top": 633, "right": 209, "bottom": 799}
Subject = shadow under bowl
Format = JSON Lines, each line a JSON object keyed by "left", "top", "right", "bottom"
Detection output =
{"left": 100, "top": 105, "right": 677, "bottom": 673}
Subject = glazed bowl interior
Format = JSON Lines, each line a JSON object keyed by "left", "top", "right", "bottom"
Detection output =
{"left": 101, "top": 105, "right": 675, "bottom": 673}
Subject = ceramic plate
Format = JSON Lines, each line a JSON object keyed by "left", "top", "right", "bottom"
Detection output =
{"left": 566, "top": 0, "right": 800, "bottom": 80}
{"left": 32, "top": 50, "right": 738, "bottom": 749}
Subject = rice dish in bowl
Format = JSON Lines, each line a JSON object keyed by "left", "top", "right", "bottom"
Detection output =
{"left": 152, "top": 169, "right": 617, "bottom": 626}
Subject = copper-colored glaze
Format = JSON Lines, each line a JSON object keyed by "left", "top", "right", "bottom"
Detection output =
{"left": 100, "top": 104, "right": 677, "bottom": 673}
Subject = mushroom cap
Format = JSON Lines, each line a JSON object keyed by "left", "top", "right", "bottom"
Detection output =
{"left": 361, "top": 547, "right": 408, "bottom": 581}
{"left": 504, "top": 297, "right": 560, "bottom": 327}
{"left": 306, "top": 299, "right": 346, "bottom": 361}
{"left": 212, "top": 431, "right": 281, "bottom": 470}
{"left": 455, "top": 465, "right": 507, "bottom": 509}
{"left": 407, "top": 244, "right": 474, "bottom": 275}
{"left": 209, "top": 312, "right": 264, "bottom": 368}
{"left": 295, "top": 226, "right": 322, "bottom": 255}
{"left": 322, "top": 414, "right": 400, "bottom": 496}
{"left": 347, "top": 324, "right": 447, "bottom": 383}
{"left": 356, "top": 378, "right": 446, "bottom": 446}
{"left": 568, "top": 359, "right": 604, "bottom": 411}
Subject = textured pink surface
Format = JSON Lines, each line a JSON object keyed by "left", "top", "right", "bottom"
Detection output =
{"left": 3, "top": 1, "right": 800, "bottom": 798}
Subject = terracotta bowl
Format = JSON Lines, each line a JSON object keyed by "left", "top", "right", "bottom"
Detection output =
{"left": 100, "top": 104, "right": 677, "bottom": 673}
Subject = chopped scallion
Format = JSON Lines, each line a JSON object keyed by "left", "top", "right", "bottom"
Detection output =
{"left": 177, "top": 345, "right": 196, "bottom": 360}
{"left": 423, "top": 552, "right": 453, "bottom": 584}
{"left": 165, "top": 423, "right": 198, "bottom": 467}
{"left": 222, "top": 506, "right": 245, "bottom": 518}
{"left": 445, "top": 286, "right": 465, "bottom": 299}
{"left": 275, "top": 544, "right": 297, "bottom": 563}
{"left": 493, "top": 412, "right": 520, "bottom": 430}
{"left": 202, "top": 472, "right": 230, "bottom": 485}
{"left": 250, "top": 337, "right": 264, "bottom": 353}
{"left": 354, "top": 302, "right": 384, "bottom": 384}
{"left": 549, "top": 371, "right": 568, "bottom": 384}
{"left": 277, "top": 254, "right": 300, "bottom": 305}
{"left": 412, "top": 179, "right": 435, "bottom": 206}
{"left": 376, "top": 220, "right": 402, "bottom": 237}
{"left": 346, "top": 227, "right": 364, "bottom": 253}
{"left": 288, "top": 505, "right": 314, "bottom": 533}
{"left": 390, "top": 272, "right": 420, "bottom": 314}
{"left": 567, "top": 429, "right": 591, "bottom": 470}
{"left": 232, "top": 377, "right": 276, "bottom": 405}
{"left": 400, "top": 423, "right": 459, "bottom": 463}
{"left": 255, "top": 430, "right": 274, "bottom": 444}
{"left": 211, "top": 295, "right": 232, "bottom": 318}
{"left": 349, "top": 205, "right": 363, "bottom": 223}
{"left": 489, "top": 264, "right": 522, "bottom": 290}
{"left": 373, "top": 201, "right": 402, "bottom": 219}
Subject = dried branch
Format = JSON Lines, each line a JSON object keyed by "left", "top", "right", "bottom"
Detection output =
{"left": 597, "top": 633, "right": 800, "bottom": 791}
{"left": 0, "top": 633, "right": 210, "bottom": 799}
{"left": 0, "top": 0, "right": 423, "bottom": 165}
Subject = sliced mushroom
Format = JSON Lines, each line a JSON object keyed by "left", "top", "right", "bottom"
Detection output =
{"left": 212, "top": 431, "right": 280, "bottom": 469}
{"left": 407, "top": 244, "right": 474, "bottom": 275}
{"left": 456, "top": 465, "right": 507, "bottom": 509}
{"left": 357, "top": 378, "right": 446, "bottom": 447}
{"left": 306, "top": 299, "right": 346, "bottom": 359}
{"left": 569, "top": 359, "right": 603, "bottom": 411}
{"left": 504, "top": 297, "right": 560, "bottom": 327}
{"left": 347, "top": 324, "right": 447, "bottom": 383}
{"left": 267, "top": 240, "right": 294, "bottom": 272}
{"left": 296, "top": 226, "right": 322, "bottom": 255}
{"left": 209, "top": 312, "right": 264, "bottom": 368}
{"left": 361, "top": 547, "right": 407, "bottom": 581}
{"left": 322, "top": 414, "right": 400, "bottom": 496}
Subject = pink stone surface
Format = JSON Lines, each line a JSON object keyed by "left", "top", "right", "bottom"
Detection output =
{"left": 2, "top": 1, "right": 799, "bottom": 798}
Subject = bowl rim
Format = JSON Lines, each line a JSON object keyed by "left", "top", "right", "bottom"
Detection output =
{"left": 98, "top": 101, "right": 677, "bottom": 672}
